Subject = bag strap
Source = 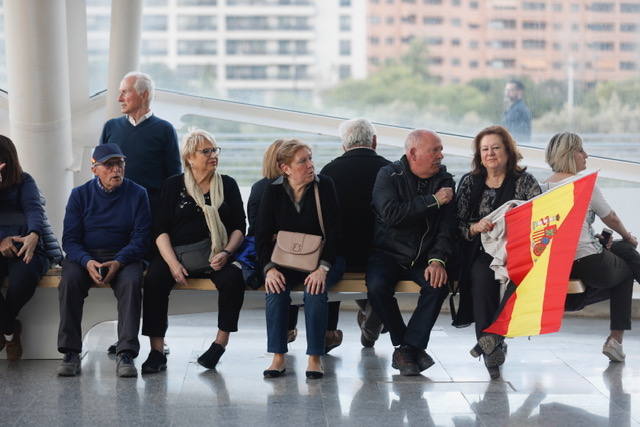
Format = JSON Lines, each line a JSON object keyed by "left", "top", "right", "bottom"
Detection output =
{"left": 313, "top": 183, "right": 325, "bottom": 239}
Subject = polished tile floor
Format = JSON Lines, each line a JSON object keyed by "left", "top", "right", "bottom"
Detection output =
{"left": 1, "top": 309, "right": 639, "bottom": 426}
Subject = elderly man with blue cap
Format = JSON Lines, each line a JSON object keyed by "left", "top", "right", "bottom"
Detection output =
{"left": 57, "top": 143, "right": 151, "bottom": 378}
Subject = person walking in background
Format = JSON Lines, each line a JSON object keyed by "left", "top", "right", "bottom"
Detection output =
{"left": 502, "top": 80, "right": 532, "bottom": 143}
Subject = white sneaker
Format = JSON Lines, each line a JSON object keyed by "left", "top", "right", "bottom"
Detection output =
{"left": 602, "top": 337, "right": 626, "bottom": 362}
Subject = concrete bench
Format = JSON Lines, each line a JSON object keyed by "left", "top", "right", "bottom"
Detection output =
{"left": 3, "top": 268, "right": 585, "bottom": 360}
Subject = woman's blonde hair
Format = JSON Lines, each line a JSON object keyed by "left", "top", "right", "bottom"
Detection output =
{"left": 276, "top": 139, "right": 312, "bottom": 168}
{"left": 181, "top": 128, "right": 216, "bottom": 170}
{"left": 262, "top": 139, "right": 285, "bottom": 179}
{"left": 545, "top": 132, "right": 583, "bottom": 174}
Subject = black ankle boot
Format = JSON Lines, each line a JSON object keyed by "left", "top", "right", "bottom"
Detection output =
{"left": 197, "top": 342, "right": 225, "bottom": 369}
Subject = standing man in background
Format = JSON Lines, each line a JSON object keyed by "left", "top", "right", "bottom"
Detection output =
{"left": 100, "top": 71, "right": 181, "bottom": 213}
{"left": 502, "top": 79, "right": 532, "bottom": 143}
{"left": 100, "top": 71, "right": 181, "bottom": 355}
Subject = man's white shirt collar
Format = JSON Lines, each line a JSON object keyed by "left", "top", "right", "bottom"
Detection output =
{"left": 127, "top": 110, "right": 153, "bottom": 126}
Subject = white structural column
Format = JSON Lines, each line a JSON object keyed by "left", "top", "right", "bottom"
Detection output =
{"left": 106, "top": 0, "right": 143, "bottom": 119}
{"left": 4, "top": 1, "right": 74, "bottom": 237}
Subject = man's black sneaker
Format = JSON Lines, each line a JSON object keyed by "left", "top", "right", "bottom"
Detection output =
{"left": 141, "top": 349, "right": 167, "bottom": 374}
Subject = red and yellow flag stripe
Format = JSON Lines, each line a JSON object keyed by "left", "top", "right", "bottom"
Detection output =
{"left": 485, "top": 172, "right": 597, "bottom": 337}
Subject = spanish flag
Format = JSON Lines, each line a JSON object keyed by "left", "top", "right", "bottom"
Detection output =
{"left": 484, "top": 172, "right": 597, "bottom": 338}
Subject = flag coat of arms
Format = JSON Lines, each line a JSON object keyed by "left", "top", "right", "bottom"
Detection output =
{"left": 483, "top": 172, "right": 598, "bottom": 338}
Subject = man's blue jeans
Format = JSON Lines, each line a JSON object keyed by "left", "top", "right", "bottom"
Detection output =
{"left": 366, "top": 250, "right": 448, "bottom": 350}
{"left": 266, "top": 267, "right": 328, "bottom": 355}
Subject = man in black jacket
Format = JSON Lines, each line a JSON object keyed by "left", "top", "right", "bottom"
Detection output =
{"left": 320, "top": 118, "right": 391, "bottom": 348}
{"left": 367, "top": 129, "right": 455, "bottom": 376}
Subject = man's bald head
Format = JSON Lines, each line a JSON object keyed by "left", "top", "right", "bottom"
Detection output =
{"left": 404, "top": 129, "right": 444, "bottom": 179}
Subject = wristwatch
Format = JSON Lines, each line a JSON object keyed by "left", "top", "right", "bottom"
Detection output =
{"left": 319, "top": 264, "right": 330, "bottom": 272}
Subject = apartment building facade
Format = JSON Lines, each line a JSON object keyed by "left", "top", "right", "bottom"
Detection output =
{"left": 86, "top": 0, "right": 367, "bottom": 105}
{"left": 366, "top": 0, "right": 640, "bottom": 83}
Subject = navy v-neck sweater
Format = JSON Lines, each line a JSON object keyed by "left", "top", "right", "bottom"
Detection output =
{"left": 100, "top": 115, "right": 181, "bottom": 192}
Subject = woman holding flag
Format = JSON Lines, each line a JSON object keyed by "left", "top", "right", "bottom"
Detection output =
{"left": 455, "top": 125, "right": 541, "bottom": 379}
{"left": 545, "top": 132, "right": 639, "bottom": 363}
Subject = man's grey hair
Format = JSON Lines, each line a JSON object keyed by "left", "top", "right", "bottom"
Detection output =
{"left": 339, "top": 118, "right": 376, "bottom": 149}
{"left": 123, "top": 71, "right": 155, "bottom": 103}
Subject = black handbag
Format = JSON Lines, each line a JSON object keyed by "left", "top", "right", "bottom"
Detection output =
{"left": 173, "top": 239, "right": 212, "bottom": 274}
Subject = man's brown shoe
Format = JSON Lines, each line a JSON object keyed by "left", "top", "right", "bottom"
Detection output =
{"left": 5, "top": 320, "right": 22, "bottom": 361}
{"left": 392, "top": 346, "right": 420, "bottom": 376}
{"left": 325, "top": 330, "right": 343, "bottom": 354}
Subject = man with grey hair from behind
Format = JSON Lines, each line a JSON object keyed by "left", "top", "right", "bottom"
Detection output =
{"left": 319, "top": 118, "right": 391, "bottom": 349}
{"left": 100, "top": 71, "right": 181, "bottom": 355}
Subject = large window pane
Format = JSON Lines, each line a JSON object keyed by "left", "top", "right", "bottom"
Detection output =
{"left": 0, "top": 1, "right": 5, "bottom": 90}
{"left": 137, "top": 0, "right": 640, "bottom": 164}
{"left": 86, "top": 0, "right": 111, "bottom": 95}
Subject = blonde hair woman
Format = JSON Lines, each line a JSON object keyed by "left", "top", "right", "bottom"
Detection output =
{"left": 256, "top": 139, "right": 341, "bottom": 379}
{"left": 545, "top": 132, "right": 639, "bottom": 363}
{"left": 141, "top": 129, "right": 247, "bottom": 374}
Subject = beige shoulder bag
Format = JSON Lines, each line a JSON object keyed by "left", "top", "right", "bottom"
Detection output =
{"left": 270, "top": 184, "right": 325, "bottom": 272}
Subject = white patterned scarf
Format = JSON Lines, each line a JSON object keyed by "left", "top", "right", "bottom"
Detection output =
{"left": 183, "top": 168, "right": 228, "bottom": 262}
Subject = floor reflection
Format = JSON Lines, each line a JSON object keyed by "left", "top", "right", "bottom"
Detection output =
{"left": 2, "top": 311, "right": 638, "bottom": 426}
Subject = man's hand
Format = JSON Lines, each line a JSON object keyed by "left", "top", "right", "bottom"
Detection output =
{"left": 86, "top": 259, "right": 103, "bottom": 285}
{"left": 169, "top": 261, "right": 189, "bottom": 286}
{"left": 15, "top": 232, "right": 39, "bottom": 264}
{"left": 0, "top": 236, "right": 18, "bottom": 258}
{"left": 304, "top": 268, "right": 327, "bottom": 295}
{"left": 471, "top": 219, "right": 495, "bottom": 236}
{"left": 424, "top": 261, "right": 447, "bottom": 288}
{"left": 210, "top": 251, "right": 229, "bottom": 271}
{"left": 265, "top": 267, "right": 286, "bottom": 294}
{"left": 434, "top": 187, "right": 454, "bottom": 206}
{"left": 100, "top": 260, "right": 121, "bottom": 285}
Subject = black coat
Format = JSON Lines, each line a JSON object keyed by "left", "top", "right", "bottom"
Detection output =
{"left": 256, "top": 174, "right": 340, "bottom": 272}
{"left": 319, "top": 148, "right": 391, "bottom": 271}
{"left": 371, "top": 156, "right": 456, "bottom": 268}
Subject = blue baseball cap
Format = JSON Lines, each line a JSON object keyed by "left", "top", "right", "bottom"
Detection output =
{"left": 91, "top": 143, "right": 126, "bottom": 164}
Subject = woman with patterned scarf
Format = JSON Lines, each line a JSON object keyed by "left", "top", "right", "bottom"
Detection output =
{"left": 140, "top": 129, "right": 246, "bottom": 374}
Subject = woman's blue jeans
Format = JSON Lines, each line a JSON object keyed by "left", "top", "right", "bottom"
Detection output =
{"left": 265, "top": 267, "right": 328, "bottom": 355}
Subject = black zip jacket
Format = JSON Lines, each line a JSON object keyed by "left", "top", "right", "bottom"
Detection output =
{"left": 371, "top": 155, "right": 456, "bottom": 268}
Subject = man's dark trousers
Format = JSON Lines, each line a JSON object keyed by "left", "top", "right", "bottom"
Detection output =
{"left": 366, "top": 250, "right": 448, "bottom": 350}
{"left": 57, "top": 257, "right": 143, "bottom": 356}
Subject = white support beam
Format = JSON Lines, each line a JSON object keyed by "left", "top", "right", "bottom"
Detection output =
{"left": 105, "top": 0, "right": 143, "bottom": 119}
{"left": 4, "top": 0, "right": 74, "bottom": 236}
{"left": 66, "top": 0, "right": 93, "bottom": 174}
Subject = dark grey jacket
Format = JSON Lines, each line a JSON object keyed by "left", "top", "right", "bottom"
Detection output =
{"left": 371, "top": 156, "right": 457, "bottom": 268}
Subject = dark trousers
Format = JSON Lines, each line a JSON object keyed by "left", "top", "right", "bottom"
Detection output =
{"left": 571, "top": 241, "right": 634, "bottom": 330}
{"left": 609, "top": 240, "right": 640, "bottom": 283}
{"left": 0, "top": 253, "right": 48, "bottom": 334}
{"left": 57, "top": 258, "right": 143, "bottom": 356}
{"left": 266, "top": 267, "right": 328, "bottom": 355}
{"left": 142, "top": 255, "right": 245, "bottom": 337}
{"left": 366, "top": 251, "right": 448, "bottom": 350}
{"left": 470, "top": 252, "right": 502, "bottom": 339}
